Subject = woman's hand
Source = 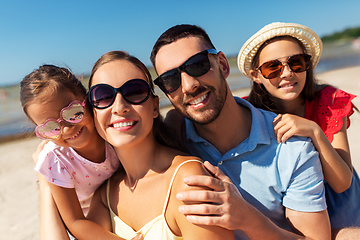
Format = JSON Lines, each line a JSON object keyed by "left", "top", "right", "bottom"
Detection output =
{"left": 273, "top": 114, "right": 320, "bottom": 143}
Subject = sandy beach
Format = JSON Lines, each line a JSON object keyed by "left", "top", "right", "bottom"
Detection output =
{"left": 0, "top": 66, "right": 359, "bottom": 240}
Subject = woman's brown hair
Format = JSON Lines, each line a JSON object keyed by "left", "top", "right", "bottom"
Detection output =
{"left": 89, "top": 51, "right": 187, "bottom": 152}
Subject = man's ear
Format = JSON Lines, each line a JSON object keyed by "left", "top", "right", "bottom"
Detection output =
{"left": 217, "top": 51, "right": 230, "bottom": 79}
{"left": 249, "top": 69, "right": 262, "bottom": 84}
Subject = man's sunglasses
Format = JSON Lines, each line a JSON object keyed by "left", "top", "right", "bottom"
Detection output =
{"left": 154, "top": 49, "right": 218, "bottom": 94}
{"left": 88, "top": 79, "right": 151, "bottom": 109}
{"left": 35, "top": 100, "right": 86, "bottom": 140}
{"left": 257, "top": 53, "right": 311, "bottom": 79}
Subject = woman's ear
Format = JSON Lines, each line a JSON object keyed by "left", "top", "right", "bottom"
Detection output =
{"left": 216, "top": 51, "right": 230, "bottom": 79}
{"left": 152, "top": 96, "right": 159, "bottom": 118}
{"left": 249, "top": 69, "right": 262, "bottom": 84}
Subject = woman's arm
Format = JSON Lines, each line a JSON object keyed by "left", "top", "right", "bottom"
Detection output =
{"left": 273, "top": 114, "right": 352, "bottom": 193}
{"left": 168, "top": 160, "right": 235, "bottom": 240}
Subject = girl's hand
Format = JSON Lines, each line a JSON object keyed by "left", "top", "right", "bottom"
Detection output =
{"left": 273, "top": 114, "right": 319, "bottom": 143}
{"left": 32, "top": 140, "right": 48, "bottom": 165}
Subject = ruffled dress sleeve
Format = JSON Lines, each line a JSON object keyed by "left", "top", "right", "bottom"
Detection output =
{"left": 305, "top": 86, "right": 357, "bottom": 143}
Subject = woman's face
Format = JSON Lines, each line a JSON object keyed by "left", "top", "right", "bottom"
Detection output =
{"left": 90, "top": 60, "right": 159, "bottom": 148}
{"left": 26, "top": 91, "right": 98, "bottom": 150}
{"left": 250, "top": 38, "right": 307, "bottom": 103}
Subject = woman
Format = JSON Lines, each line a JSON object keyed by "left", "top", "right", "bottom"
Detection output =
{"left": 86, "top": 50, "right": 234, "bottom": 240}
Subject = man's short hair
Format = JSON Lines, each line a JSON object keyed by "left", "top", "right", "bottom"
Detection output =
{"left": 150, "top": 24, "right": 215, "bottom": 72}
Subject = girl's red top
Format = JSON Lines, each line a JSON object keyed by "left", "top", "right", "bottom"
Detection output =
{"left": 305, "top": 86, "right": 357, "bottom": 143}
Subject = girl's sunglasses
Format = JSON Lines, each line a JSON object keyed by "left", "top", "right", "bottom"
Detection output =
{"left": 154, "top": 49, "right": 218, "bottom": 94}
{"left": 35, "top": 100, "right": 86, "bottom": 140}
{"left": 88, "top": 79, "right": 151, "bottom": 109}
{"left": 257, "top": 53, "right": 311, "bottom": 79}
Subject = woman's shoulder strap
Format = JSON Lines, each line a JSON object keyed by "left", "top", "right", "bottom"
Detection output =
{"left": 162, "top": 159, "right": 203, "bottom": 214}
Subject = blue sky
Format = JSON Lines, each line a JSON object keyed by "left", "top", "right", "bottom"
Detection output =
{"left": 1, "top": 0, "right": 360, "bottom": 87}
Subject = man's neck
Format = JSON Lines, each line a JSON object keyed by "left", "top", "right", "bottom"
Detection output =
{"left": 194, "top": 96, "right": 252, "bottom": 155}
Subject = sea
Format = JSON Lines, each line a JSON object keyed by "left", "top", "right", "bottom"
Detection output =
{"left": 1, "top": 41, "right": 360, "bottom": 142}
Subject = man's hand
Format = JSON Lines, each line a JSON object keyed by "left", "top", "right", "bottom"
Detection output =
{"left": 176, "top": 161, "right": 246, "bottom": 230}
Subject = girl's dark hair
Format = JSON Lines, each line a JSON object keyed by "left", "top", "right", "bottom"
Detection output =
{"left": 247, "top": 36, "right": 325, "bottom": 114}
{"left": 20, "top": 64, "right": 87, "bottom": 121}
{"left": 89, "top": 51, "right": 186, "bottom": 152}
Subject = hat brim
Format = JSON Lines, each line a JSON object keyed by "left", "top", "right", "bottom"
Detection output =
{"left": 237, "top": 22, "right": 323, "bottom": 79}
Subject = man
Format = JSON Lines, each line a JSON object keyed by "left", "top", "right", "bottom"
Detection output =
{"left": 150, "top": 24, "right": 330, "bottom": 239}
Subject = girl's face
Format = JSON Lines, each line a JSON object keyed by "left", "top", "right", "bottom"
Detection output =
{"left": 250, "top": 39, "right": 307, "bottom": 103}
{"left": 26, "top": 91, "right": 98, "bottom": 149}
{"left": 90, "top": 60, "right": 159, "bottom": 148}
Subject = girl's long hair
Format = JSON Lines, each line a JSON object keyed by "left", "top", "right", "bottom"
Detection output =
{"left": 247, "top": 36, "right": 325, "bottom": 114}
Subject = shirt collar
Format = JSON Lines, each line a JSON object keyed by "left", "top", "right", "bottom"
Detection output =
{"left": 185, "top": 96, "right": 272, "bottom": 151}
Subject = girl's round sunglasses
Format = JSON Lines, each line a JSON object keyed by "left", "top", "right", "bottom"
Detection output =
{"left": 257, "top": 53, "right": 311, "bottom": 79}
{"left": 154, "top": 49, "right": 218, "bottom": 94}
{"left": 35, "top": 99, "right": 86, "bottom": 140}
{"left": 88, "top": 79, "right": 151, "bottom": 109}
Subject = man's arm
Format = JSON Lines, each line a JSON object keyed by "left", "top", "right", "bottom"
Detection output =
{"left": 176, "top": 161, "right": 325, "bottom": 240}
{"left": 286, "top": 208, "right": 330, "bottom": 239}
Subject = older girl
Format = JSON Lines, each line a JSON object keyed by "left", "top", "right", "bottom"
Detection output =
{"left": 238, "top": 22, "right": 360, "bottom": 239}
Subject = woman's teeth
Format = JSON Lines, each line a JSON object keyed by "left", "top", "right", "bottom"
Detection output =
{"left": 113, "top": 122, "right": 134, "bottom": 128}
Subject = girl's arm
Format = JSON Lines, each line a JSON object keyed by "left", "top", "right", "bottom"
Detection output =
{"left": 168, "top": 160, "right": 235, "bottom": 240}
{"left": 273, "top": 114, "right": 352, "bottom": 193}
{"left": 85, "top": 183, "right": 112, "bottom": 231}
{"left": 48, "top": 183, "right": 135, "bottom": 240}
{"left": 37, "top": 173, "right": 70, "bottom": 240}
{"left": 34, "top": 142, "right": 141, "bottom": 240}
{"left": 33, "top": 141, "right": 70, "bottom": 240}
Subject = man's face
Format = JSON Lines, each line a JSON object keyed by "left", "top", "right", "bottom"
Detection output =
{"left": 154, "top": 37, "right": 229, "bottom": 125}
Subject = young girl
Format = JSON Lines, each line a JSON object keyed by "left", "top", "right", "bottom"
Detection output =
{"left": 237, "top": 22, "right": 360, "bottom": 239}
{"left": 85, "top": 50, "right": 234, "bottom": 240}
{"left": 20, "top": 65, "right": 141, "bottom": 240}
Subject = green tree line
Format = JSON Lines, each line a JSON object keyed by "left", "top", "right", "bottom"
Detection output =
{"left": 322, "top": 26, "right": 360, "bottom": 43}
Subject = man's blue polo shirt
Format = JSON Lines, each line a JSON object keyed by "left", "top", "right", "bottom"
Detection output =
{"left": 185, "top": 97, "right": 326, "bottom": 236}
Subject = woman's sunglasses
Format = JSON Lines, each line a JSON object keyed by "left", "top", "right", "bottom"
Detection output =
{"left": 257, "top": 53, "right": 312, "bottom": 79}
{"left": 154, "top": 49, "right": 218, "bottom": 94}
{"left": 88, "top": 79, "right": 151, "bottom": 109}
{"left": 35, "top": 100, "right": 86, "bottom": 140}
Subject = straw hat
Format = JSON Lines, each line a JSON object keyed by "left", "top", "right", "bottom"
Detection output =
{"left": 237, "top": 22, "right": 323, "bottom": 79}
